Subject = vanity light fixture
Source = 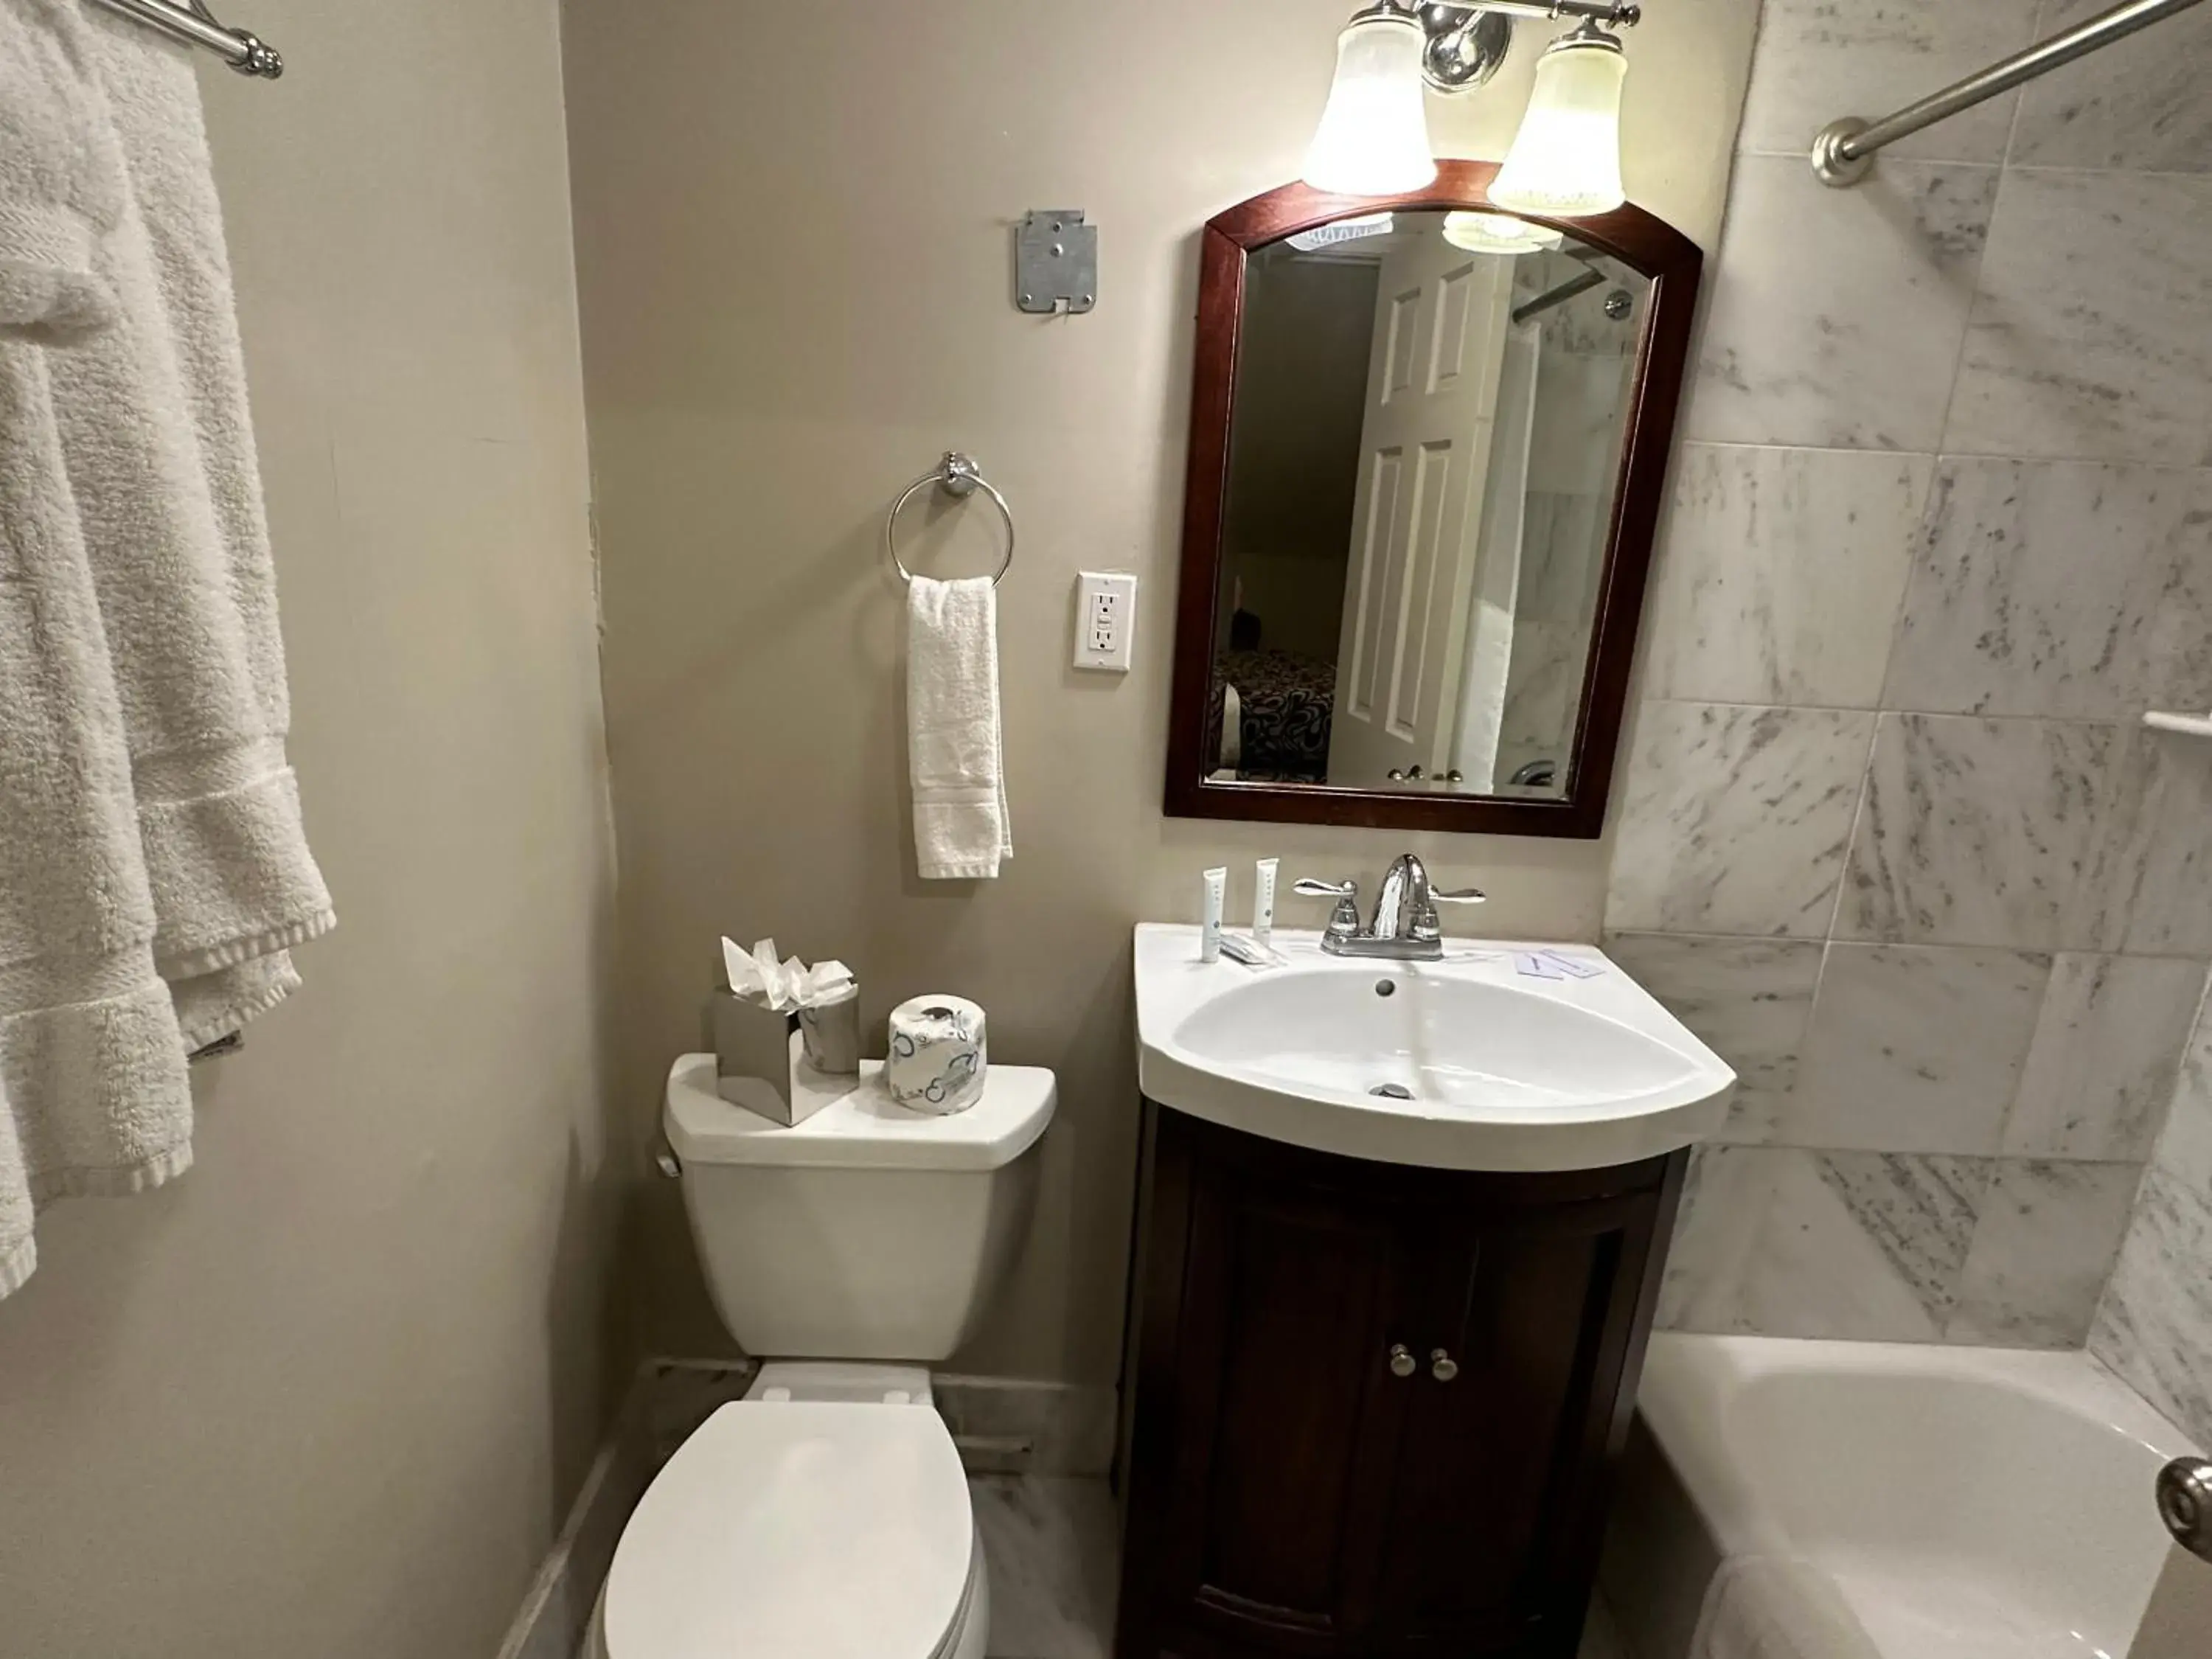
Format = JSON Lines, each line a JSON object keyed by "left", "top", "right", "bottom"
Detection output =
{"left": 1301, "top": 1, "right": 1641, "bottom": 211}
{"left": 1490, "top": 21, "right": 1630, "bottom": 216}
{"left": 1303, "top": 7, "right": 1439, "bottom": 197}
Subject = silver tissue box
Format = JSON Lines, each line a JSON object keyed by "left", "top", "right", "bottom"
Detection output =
{"left": 708, "top": 984, "right": 860, "bottom": 1127}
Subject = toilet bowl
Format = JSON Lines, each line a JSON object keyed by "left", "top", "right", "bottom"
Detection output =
{"left": 590, "top": 1055, "right": 1054, "bottom": 1659}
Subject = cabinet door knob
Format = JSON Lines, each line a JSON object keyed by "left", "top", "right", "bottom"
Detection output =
{"left": 1388, "top": 1343, "right": 1417, "bottom": 1378}
{"left": 1430, "top": 1348, "right": 1459, "bottom": 1382}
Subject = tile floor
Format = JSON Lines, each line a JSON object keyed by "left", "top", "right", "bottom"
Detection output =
{"left": 967, "top": 1473, "right": 1627, "bottom": 1659}
{"left": 550, "top": 1374, "right": 1630, "bottom": 1658}
{"left": 970, "top": 1476, "right": 1119, "bottom": 1658}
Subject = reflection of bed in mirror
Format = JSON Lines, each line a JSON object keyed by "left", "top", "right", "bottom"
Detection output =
{"left": 1208, "top": 647, "right": 1338, "bottom": 783}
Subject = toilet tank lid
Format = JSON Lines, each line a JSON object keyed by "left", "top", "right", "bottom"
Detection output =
{"left": 664, "top": 1053, "right": 1056, "bottom": 1172}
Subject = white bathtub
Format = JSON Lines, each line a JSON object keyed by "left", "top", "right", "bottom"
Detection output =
{"left": 1602, "top": 1335, "right": 2202, "bottom": 1659}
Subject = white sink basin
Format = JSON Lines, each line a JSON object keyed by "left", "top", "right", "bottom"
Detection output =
{"left": 1135, "top": 924, "right": 1734, "bottom": 1172}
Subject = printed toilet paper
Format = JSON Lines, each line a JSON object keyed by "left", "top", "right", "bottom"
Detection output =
{"left": 886, "top": 995, "right": 988, "bottom": 1115}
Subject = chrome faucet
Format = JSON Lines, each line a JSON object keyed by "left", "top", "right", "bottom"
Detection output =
{"left": 1292, "top": 853, "right": 1486, "bottom": 961}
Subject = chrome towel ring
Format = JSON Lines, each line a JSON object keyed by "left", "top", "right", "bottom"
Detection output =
{"left": 886, "top": 452, "right": 1015, "bottom": 588}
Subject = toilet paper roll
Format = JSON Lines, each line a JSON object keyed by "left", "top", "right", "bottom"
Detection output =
{"left": 886, "top": 995, "right": 988, "bottom": 1115}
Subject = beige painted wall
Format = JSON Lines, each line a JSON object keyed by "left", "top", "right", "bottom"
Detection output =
{"left": 0, "top": 4, "right": 622, "bottom": 1657}
{"left": 565, "top": 0, "right": 1757, "bottom": 1381}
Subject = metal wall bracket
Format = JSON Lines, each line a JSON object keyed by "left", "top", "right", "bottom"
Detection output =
{"left": 1015, "top": 209, "right": 1097, "bottom": 315}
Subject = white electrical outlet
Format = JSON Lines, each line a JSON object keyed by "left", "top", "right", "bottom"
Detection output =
{"left": 1074, "top": 570, "right": 1138, "bottom": 672}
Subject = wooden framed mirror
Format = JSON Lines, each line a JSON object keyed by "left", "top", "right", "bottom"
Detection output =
{"left": 1164, "top": 162, "right": 1701, "bottom": 838}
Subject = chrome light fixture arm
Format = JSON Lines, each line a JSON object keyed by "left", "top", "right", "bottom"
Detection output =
{"left": 1344, "top": 0, "right": 1642, "bottom": 91}
{"left": 1306, "top": 0, "right": 1637, "bottom": 212}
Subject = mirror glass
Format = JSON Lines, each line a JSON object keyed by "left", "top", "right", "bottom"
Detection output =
{"left": 1206, "top": 209, "right": 1651, "bottom": 800}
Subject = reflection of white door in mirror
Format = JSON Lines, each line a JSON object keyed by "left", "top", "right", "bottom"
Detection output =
{"left": 1327, "top": 233, "right": 1515, "bottom": 790}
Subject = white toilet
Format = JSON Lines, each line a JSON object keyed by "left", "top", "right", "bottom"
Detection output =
{"left": 586, "top": 1051, "right": 1057, "bottom": 1659}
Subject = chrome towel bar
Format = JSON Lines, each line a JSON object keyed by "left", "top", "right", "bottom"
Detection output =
{"left": 88, "top": 0, "right": 282, "bottom": 77}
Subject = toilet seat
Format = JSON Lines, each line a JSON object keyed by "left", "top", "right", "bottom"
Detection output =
{"left": 595, "top": 1399, "right": 978, "bottom": 1659}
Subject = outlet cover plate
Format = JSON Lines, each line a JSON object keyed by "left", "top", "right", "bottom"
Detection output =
{"left": 1074, "top": 570, "right": 1137, "bottom": 672}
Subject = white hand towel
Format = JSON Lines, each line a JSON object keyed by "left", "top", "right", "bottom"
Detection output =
{"left": 0, "top": 344, "right": 196, "bottom": 1298}
{"left": 50, "top": 18, "right": 333, "bottom": 1043}
{"left": 907, "top": 576, "right": 1012, "bottom": 880}
{"left": 0, "top": 0, "right": 122, "bottom": 341}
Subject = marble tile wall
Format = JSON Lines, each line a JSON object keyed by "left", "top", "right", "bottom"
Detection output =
{"left": 1612, "top": 0, "right": 2212, "bottom": 1351}
{"left": 2092, "top": 992, "right": 2212, "bottom": 1444}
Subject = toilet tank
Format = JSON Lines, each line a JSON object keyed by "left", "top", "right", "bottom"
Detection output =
{"left": 662, "top": 1054, "right": 1054, "bottom": 1363}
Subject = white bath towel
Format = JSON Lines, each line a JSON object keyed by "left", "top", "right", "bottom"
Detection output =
{"left": 1691, "top": 1558, "right": 1884, "bottom": 1659}
{"left": 0, "top": 342, "right": 197, "bottom": 1297}
{"left": 0, "top": 0, "right": 122, "bottom": 341}
{"left": 172, "top": 950, "right": 300, "bottom": 1054}
{"left": 907, "top": 575, "right": 1012, "bottom": 880}
{"left": 52, "top": 18, "right": 333, "bottom": 1042}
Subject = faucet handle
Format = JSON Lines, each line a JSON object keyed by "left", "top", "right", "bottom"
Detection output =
{"left": 1408, "top": 885, "right": 1486, "bottom": 945}
{"left": 1293, "top": 877, "right": 1363, "bottom": 941}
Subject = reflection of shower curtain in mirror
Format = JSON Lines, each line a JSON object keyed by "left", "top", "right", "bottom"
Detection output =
{"left": 1451, "top": 321, "right": 1540, "bottom": 793}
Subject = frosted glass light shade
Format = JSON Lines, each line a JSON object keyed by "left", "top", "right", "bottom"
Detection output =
{"left": 1303, "top": 15, "right": 1437, "bottom": 198}
{"left": 1441, "top": 210, "right": 1565, "bottom": 255}
{"left": 1490, "top": 34, "right": 1627, "bottom": 218}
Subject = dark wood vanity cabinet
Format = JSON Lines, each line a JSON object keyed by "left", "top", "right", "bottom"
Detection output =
{"left": 1116, "top": 1106, "right": 1686, "bottom": 1659}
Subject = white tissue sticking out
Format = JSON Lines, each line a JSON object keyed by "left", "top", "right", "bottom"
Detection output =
{"left": 722, "top": 936, "right": 856, "bottom": 1012}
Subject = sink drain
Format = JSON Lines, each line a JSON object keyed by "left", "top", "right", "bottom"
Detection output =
{"left": 1369, "top": 1082, "right": 1414, "bottom": 1100}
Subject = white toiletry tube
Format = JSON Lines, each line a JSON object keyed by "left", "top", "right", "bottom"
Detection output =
{"left": 1253, "top": 857, "right": 1279, "bottom": 950}
{"left": 1200, "top": 866, "right": 1227, "bottom": 963}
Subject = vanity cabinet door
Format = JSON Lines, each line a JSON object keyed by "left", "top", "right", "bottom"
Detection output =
{"left": 1130, "top": 1113, "right": 1424, "bottom": 1650}
{"left": 1366, "top": 1197, "right": 1671, "bottom": 1656}
{"left": 1119, "top": 1105, "right": 1681, "bottom": 1659}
